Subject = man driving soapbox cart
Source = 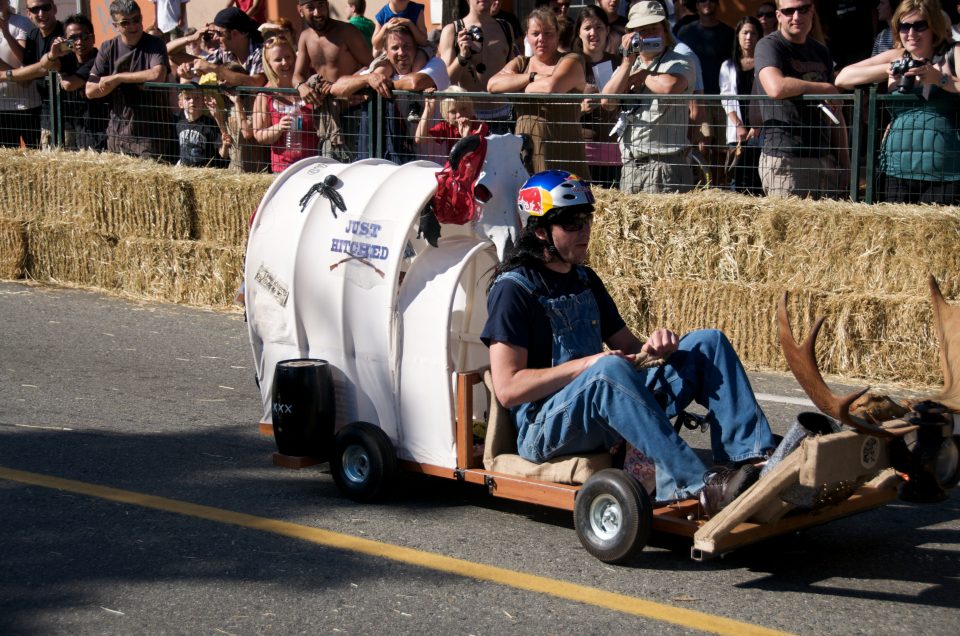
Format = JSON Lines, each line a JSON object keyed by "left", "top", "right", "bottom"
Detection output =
{"left": 245, "top": 153, "right": 960, "bottom": 564}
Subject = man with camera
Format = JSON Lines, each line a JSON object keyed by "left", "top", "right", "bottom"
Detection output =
{"left": 439, "top": 0, "right": 517, "bottom": 134}
{"left": 0, "top": 0, "right": 42, "bottom": 148}
{"left": 0, "top": 0, "right": 78, "bottom": 148}
{"left": 601, "top": 1, "right": 696, "bottom": 194}
{"left": 755, "top": 0, "right": 848, "bottom": 199}
{"left": 169, "top": 7, "right": 266, "bottom": 87}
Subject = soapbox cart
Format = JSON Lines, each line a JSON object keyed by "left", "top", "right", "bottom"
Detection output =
{"left": 245, "top": 155, "right": 960, "bottom": 563}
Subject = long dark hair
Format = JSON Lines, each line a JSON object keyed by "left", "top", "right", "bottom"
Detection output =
{"left": 731, "top": 16, "right": 762, "bottom": 72}
{"left": 572, "top": 4, "right": 610, "bottom": 55}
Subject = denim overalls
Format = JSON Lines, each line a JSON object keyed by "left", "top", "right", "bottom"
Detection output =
{"left": 493, "top": 267, "right": 776, "bottom": 501}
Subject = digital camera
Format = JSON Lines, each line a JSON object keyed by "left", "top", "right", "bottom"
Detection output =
{"left": 465, "top": 25, "right": 484, "bottom": 43}
{"left": 889, "top": 54, "right": 926, "bottom": 93}
{"left": 57, "top": 40, "right": 73, "bottom": 54}
{"left": 618, "top": 34, "right": 663, "bottom": 56}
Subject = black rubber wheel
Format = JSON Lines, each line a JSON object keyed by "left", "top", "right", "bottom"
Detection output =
{"left": 936, "top": 436, "right": 960, "bottom": 490}
{"left": 331, "top": 422, "right": 397, "bottom": 502}
{"left": 574, "top": 468, "right": 653, "bottom": 564}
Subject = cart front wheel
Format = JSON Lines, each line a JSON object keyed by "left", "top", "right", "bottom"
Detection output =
{"left": 574, "top": 469, "right": 652, "bottom": 564}
{"left": 332, "top": 422, "right": 397, "bottom": 502}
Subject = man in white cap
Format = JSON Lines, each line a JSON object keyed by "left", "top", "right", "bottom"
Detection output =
{"left": 602, "top": 0, "right": 696, "bottom": 193}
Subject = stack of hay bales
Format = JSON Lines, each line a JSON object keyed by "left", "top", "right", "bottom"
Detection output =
{"left": 1, "top": 149, "right": 957, "bottom": 386}
{"left": 590, "top": 189, "right": 960, "bottom": 386}
{"left": 0, "top": 149, "right": 273, "bottom": 306}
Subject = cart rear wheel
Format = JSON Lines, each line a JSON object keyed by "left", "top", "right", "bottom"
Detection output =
{"left": 332, "top": 422, "right": 397, "bottom": 502}
{"left": 574, "top": 469, "right": 652, "bottom": 564}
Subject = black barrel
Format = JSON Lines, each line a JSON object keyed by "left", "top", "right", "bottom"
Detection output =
{"left": 272, "top": 359, "right": 336, "bottom": 459}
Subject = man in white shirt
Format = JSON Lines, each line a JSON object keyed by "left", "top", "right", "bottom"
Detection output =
{"left": 332, "top": 25, "right": 449, "bottom": 164}
{"left": 0, "top": 0, "right": 45, "bottom": 147}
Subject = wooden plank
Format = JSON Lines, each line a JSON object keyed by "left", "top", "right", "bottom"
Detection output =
{"left": 455, "top": 373, "right": 474, "bottom": 469}
{"left": 693, "top": 485, "right": 898, "bottom": 559}
{"left": 272, "top": 453, "right": 322, "bottom": 469}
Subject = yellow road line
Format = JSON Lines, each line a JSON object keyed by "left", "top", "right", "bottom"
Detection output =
{"left": 0, "top": 465, "right": 789, "bottom": 636}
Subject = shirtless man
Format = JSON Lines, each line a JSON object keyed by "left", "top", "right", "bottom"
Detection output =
{"left": 438, "top": 0, "right": 516, "bottom": 133}
{"left": 293, "top": 0, "right": 371, "bottom": 105}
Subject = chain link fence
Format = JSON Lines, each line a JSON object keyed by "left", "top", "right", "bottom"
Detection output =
{"left": 2, "top": 75, "right": 957, "bottom": 205}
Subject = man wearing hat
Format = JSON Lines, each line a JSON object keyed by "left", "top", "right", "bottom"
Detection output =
{"left": 602, "top": 0, "right": 696, "bottom": 193}
{"left": 171, "top": 6, "right": 266, "bottom": 86}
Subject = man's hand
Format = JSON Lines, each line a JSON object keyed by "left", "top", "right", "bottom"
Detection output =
{"left": 98, "top": 75, "right": 122, "bottom": 92}
{"left": 48, "top": 37, "right": 69, "bottom": 60}
{"left": 366, "top": 72, "right": 393, "bottom": 98}
{"left": 297, "top": 75, "right": 324, "bottom": 106}
{"left": 641, "top": 328, "right": 679, "bottom": 359}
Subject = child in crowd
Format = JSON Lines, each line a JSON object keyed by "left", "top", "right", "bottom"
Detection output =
{"left": 415, "top": 86, "right": 489, "bottom": 155}
{"left": 371, "top": 0, "right": 428, "bottom": 54}
{"left": 346, "top": 0, "right": 375, "bottom": 50}
{"left": 176, "top": 82, "right": 230, "bottom": 168}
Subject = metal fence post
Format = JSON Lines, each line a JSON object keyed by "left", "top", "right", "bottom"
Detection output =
{"left": 48, "top": 70, "right": 63, "bottom": 148}
{"left": 849, "top": 89, "right": 862, "bottom": 202}
{"left": 864, "top": 84, "right": 879, "bottom": 204}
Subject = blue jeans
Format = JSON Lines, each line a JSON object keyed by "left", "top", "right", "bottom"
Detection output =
{"left": 515, "top": 329, "right": 776, "bottom": 501}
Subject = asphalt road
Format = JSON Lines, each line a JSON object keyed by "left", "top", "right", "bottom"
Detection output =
{"left": 1, "top": 281, "right": 958, "bottom": 635}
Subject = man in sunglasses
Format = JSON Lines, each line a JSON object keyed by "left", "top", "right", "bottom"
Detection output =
{"left": 0, "top": 0, "right": 78, "bottom": 148}
{"left": 754, "top": 0, "right": 849, "bottom": 199}
{"left": 51, "top": 14, "right": 107, "bottom": 151}
{"left": 169, "top": 7, "right": 266, "bottom": 87}
{"left": 0, "top": 0, "right": 42, "bottom": 148}
{"left": 482, "top": 170, "right": 776, "bottom": 515}
{"left": 85, "top": 0, "right": 174, "bottom": 161}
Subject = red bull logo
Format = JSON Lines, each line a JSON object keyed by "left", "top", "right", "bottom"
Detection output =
{"left": 517, "top": 187, "right": 553, "bottom": 216}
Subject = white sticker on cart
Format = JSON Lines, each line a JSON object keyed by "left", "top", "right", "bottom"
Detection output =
{"left": 254, "top": 264, "right": 290, "bottom": 307}
{"left": 327, "top": 217, "right": 394, "bottom": 289}
{"left": 861, "top": 436, "right": 880, "bottom": 469}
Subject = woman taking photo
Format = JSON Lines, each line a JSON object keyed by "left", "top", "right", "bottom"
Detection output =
{"left": 879, "top": 0, "right": 960, "bottom": 204}
{"left": 488, "top": 7, "right": 587, "bottom": 175}
{"left": 574, "top": 5, "right": 621, "bottom": 188}
{"left": 252, "top": 37, "right": 319, "bottom": 174}
{"left": 719, "top": 16, "right": 762, "bottom": 195}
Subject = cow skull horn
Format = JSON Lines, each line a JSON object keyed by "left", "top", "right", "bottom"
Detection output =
{"left": 927, "top": 275, "right": 960, "bottom": 411}
{"left": 777, "top": 294, "right": 892, "bottom": 437}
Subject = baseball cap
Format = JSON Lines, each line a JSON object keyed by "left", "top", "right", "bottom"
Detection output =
{"left": 626, "top": 1, "right": 667, "bottom": 29}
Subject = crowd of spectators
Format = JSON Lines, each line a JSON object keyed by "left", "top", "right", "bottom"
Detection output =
{"left": 0, "top": 0, "right": 958, "bottom": 204}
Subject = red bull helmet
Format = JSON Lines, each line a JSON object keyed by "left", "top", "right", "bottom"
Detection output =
{"left": 516, "top": 170, "right": 595, "bottom": 222}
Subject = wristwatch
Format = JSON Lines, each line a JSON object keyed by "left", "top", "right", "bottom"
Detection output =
{"left": 4, "top": 69, "right": 11, "bottom": 80}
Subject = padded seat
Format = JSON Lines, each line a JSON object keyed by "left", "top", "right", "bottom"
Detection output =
{"left": 481, "top": 371, "right": 611, "bottom": 485}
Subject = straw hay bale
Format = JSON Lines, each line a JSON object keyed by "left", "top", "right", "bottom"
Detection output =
{"left": 0, "top": 149, "right": 193, "bottom": 239}
{"left": 189, "top": 170, "right": 273, "bottom": 246}
{"left": 592, "top": 189, "right": 960, "bottom": 297}
{"left": 605, "top": 277, "right": 941, "bottom": 386}
{"left": 0, "top": 216, "right": 26, "bottom": 279}
{"left": 25, "top": 221, "right": 119, "bottom": 289}
{"left": 115, "top": 238, "right": 244, "bottom": 307}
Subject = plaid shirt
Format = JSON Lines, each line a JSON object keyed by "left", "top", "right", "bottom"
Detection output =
{"left": 204, "top": 41, "right": 264, "bottom": 77}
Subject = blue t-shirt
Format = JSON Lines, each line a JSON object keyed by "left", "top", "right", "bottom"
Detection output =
{"left": 375, "top": 2, "right": 424, "bottom": 26}
{"left": 480, "top": 264, "right": 625, "bottom": 369}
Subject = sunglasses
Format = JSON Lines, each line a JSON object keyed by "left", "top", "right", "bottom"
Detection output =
{"left": 897, "top": 20, "right": 929, "bottom": 33}
{"left": 757, "top": 10, "right": 776, "bottom": 18}
{"left": 113, "top": 14, "right": 143, "bottom": 28}
{"left": 264, "top": 34, "right": 294, "bottom": 48}
{"left": 779, "top": 4, "right": 813, "bottom": 17}
{"left": 67, "top": 33, "right": 93, "bottom": 42}
{"left": 27, "top": 3, "right": 54, "bottom": 14}
{"left": 557, "top": 214, "right": 593, "bottom": 233}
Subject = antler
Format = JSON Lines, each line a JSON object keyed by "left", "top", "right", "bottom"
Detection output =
{"left": 777, "top": 294, "right": 894, "bottom": 437}
{"left": 927, "top": 275, "right": 960, "bottom": 411}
